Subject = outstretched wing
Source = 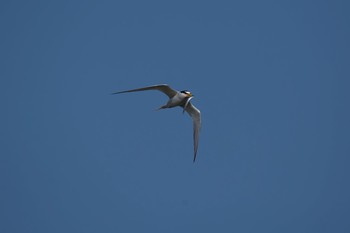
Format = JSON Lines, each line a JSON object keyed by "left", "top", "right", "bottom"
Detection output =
{"left": 184, "top": 102, "right": 201, "bottom": 162}
{"left": 113, "top": 84, "right": 178, "bottom": 98}
{"left": 182, "top": 96, "right": 194, "bottom": 114}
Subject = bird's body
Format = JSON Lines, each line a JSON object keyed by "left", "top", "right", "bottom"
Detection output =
{"left": 113, "top": 84, "right": 201, "bottom": 162}
{"left": 160, "top": 92, "right": 190, "bottom": 109}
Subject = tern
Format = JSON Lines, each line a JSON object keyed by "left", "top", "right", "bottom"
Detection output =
{"left": 113, "top": 84, "right": 201, "bottom": 162}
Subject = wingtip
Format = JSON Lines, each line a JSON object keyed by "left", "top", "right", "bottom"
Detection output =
{"left": 112, "top": 91, "right": 125, "bottom": 95}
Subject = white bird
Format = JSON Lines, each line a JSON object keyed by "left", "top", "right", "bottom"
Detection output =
{"left": 113, "top": 84, "right": 201, "bottom": 162}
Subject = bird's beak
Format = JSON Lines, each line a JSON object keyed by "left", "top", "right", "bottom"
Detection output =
{"left": 187, "top": 93, "right": 193, "bottom": 97}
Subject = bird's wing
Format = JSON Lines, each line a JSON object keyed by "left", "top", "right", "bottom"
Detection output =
{"left": 185, "top": 102, "right": 201, "bottom": 162}
{"left": 182, "top": 97, "right": 194, "bottom": 114}
{"left": 113, "top": 84, "right": 178, "bottom": 98}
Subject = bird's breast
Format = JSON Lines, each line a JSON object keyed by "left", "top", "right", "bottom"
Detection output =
{"left": 167, "top": 94, "right": 187, "bottom": 107}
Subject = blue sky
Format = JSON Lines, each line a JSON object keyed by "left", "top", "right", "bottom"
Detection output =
{"left": 1, "top": 0, "right": 349, "bottom": 232}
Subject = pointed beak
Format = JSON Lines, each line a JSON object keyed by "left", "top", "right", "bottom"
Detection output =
{"left": 187, "top": 93, "right": 193, "bottom": 97}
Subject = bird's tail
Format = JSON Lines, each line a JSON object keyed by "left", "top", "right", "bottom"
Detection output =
{"left": 154, "top": 105, "right": 167, "bottom": 111}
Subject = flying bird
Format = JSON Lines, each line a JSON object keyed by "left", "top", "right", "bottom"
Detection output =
{"left": 113, "top": 84, "right": 201, "bottom": 162}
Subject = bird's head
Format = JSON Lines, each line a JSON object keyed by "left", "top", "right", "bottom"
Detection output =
{"left": 180, "top": 90, "right": 193, "bottom": 97}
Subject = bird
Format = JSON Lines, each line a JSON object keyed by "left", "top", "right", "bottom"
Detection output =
{"left": 113, "top": 84, "right": 201, "bottom": 162}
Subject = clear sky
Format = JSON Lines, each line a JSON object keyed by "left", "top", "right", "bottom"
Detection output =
{"left": 1, "top": 1, "right": 349, "bottom": 232}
